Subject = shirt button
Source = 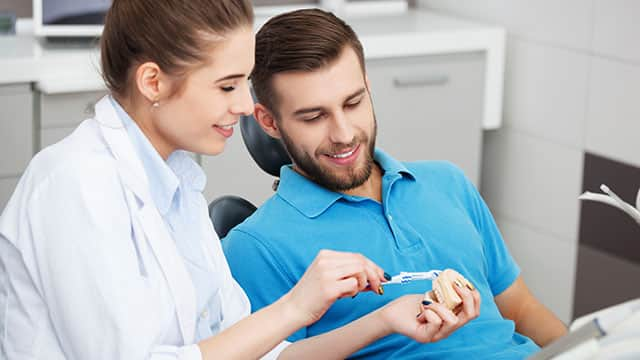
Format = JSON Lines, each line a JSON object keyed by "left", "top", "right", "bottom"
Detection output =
{"left": 387, "top": 214, "right": 393, "bottom": 221}
{"left": 200, "top": 309, "right": 209, "bottom": 319}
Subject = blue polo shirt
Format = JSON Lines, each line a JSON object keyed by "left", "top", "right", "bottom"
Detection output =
{"left": 223, "top": 149, "right": 539, "bottom": 359}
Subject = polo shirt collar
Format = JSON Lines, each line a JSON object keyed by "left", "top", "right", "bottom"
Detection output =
{"left": 276, "top": 148, "right": 415, "bottom": 218}
{"left": 374, "top": 148, "right": 416, "bottom": 181}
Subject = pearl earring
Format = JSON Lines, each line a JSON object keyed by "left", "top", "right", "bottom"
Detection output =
{"left": 152, "top": 101, "right": 160, "bottom": 108}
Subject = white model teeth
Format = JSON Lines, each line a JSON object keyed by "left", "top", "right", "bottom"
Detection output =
{"left": 218, "top": 124, "right": 233, "bottom": 130}
{"left": 330, "top": 149, "right": 355, "bottom": 159}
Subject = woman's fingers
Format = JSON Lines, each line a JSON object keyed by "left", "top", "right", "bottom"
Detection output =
{"left": 424, "top": 302, "right": 458, "bottom": 342}
{"left": 452, "top": 280, "right": 480, "bottom": 321}
{"left": 473, "top": 289, "right": 481, "bottom": 317}
{"left": 313, "top": 250, "right": 386, "bottom": 297}
{"left": 421, "top": 308, "right": 443, "bottom": 341}
{"left": 324, "top": 253, "right": 385, "bottom": 295}
{"left": 417, "top": 283, "right": 482, "bottom": 342}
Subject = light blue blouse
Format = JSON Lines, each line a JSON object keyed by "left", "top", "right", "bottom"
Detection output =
{"left": 110, "top": 97, "right": 222, "bottom": 340}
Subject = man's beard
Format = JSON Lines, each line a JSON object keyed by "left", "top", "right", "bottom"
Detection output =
{"left": 279, "top": 118, "right": 377, "bottom": 193}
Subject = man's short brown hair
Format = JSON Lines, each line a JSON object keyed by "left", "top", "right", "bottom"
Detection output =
{"left": 251, "top": 9, "right": 366, "bottom": 118}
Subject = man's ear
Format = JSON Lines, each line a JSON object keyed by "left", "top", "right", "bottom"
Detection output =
{"left": 135, "top": 61, "right": 166, "bottom": 105}
{"left": 254, "top": 103, "right": 282, "bottom": 139}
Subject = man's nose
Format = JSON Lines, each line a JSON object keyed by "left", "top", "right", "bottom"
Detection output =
{"left": 329, "top": 111, "right": 355, "bottom": 145}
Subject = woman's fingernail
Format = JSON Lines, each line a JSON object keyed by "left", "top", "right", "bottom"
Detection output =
{"left": 422, "top": 300, "right": 432, "bottom": 306}
{"left": 455, "top": 280, "right": 463, "bottom": 288}
{"left": 377, "top": 285, "right": 384, "bottom": 295}
{"left": 384, "top": 272, "right": 391, "bottom": 281}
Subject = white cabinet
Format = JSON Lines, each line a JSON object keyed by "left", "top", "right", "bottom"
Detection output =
{"left": 368, "top": 52, "right": 485, "bottom": 185}
{"left": 0, "top": 84, "right": 33, "bottom": 177}
{"left": 0, "top": 83, "right": 33, "bottom": 211}
{"left": 0, "top": 177, "right": 19, "bottom": 211}
{"left": 37, "top": 90, "right": 106, "bottom": 148}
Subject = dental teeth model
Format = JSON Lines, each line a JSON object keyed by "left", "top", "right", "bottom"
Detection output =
{"left": 578, "top": 184, "right": 640, "bottom": 226}
{"left": 423, "top": 269, "right": 475, "bottom": 313}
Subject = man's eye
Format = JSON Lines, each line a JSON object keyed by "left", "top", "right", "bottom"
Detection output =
{"left": 221, "top": 86, "right": 235, "bottom": 92}
{"left": 345, "top": 100, "right": 361, "bottom": 108}
{"left": 302, "top": 114, "right": 322, "bottom": 122}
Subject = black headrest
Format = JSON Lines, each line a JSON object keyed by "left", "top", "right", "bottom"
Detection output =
{"left": 208, "top": 195, "right": 257, "bottom": 238}
{"left": 240, "top": 113, "right": 291, "bottom": 177}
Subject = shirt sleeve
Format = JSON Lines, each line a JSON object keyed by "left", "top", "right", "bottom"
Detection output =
{"left": 18, "top": 161, "right": 204, "bottom": 360}
{"left": 222, "top": 228, "right": 308, "bottom": 342}
{"left": 452, "top": 164, "right": 520, "bottom": 296}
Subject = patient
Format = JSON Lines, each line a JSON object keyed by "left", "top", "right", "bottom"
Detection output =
{"left": 223, "top": 9, "right": 567, "bottom": 359}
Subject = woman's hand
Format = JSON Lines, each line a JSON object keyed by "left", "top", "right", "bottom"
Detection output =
{"left": 282, "top": 249, "right": 387, "bottom": 327}
{"left": 379, "top": 283, "right": 481, "bottom": 343}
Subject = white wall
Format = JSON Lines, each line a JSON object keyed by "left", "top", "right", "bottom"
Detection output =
{"left": 419, "top": 0, "right": 640, "bottom": 324}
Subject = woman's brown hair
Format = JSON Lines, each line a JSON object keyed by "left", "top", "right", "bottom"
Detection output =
{"left": 100, "top": 0, "right": 253, "bottom": 97}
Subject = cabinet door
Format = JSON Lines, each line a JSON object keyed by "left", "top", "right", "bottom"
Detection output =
{"left": 366, "top": 52, "right": 485, "bottom": 184}
{"left": 0, "top": 84, "right": 33, "bottom": 177}
{"left": 38, "top": 91, "right": 107, "bottom": 149}
{"left": 39, "top": 91, "right": 106, "bottom": 129}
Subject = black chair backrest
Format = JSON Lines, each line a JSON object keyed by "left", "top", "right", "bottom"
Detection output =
{"left": 208, "top": 195, "right": 257, "bottom": 239}
{"left": 208, "top": 110, "right": 292, "bottom": 239}
{"left": 240, "top": 112, "right": 291, "bottom": 177}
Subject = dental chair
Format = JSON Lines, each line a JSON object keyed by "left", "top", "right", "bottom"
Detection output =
{"left": 207, "top": 111, "right": 291, "bottom": 239}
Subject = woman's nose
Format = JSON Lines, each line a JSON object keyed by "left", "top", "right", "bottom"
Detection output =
{"left": 231, "top": 86, "right": 255, "bottom": 116}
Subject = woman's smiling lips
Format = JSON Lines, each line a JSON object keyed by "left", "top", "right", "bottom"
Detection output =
{"left": 213, "top": 123, "right": 236, "bottom": 138}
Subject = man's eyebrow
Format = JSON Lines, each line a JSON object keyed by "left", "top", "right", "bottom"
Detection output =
{"left": 293, "top": 106, "right": 325, "bottom": 116}
{"left": 215, "top": 74, "right": 246, "bottom": 82}
{"left": 345, "top": 88, "right": 366, "bottom": 102}
{"left": 292, "top": 88, "right": 367, "bottom": 116}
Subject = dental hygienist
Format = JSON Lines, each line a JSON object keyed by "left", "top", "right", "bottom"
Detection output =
{"left": 0, "top": 1, "right": 457, "bottom": 359}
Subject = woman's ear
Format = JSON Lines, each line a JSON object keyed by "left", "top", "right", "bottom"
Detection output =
{"left": 134, "top": 62, "right": 164, "bottom": 105}
{"left": 254, "top": 103, "right": 282, "bottom": 139}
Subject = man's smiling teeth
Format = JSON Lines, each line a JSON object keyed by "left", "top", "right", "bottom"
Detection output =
{"left": 329, "top": 148, "right": 355, "bottom": 158}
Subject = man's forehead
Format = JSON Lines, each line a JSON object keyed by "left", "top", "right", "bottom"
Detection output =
{"left": 272, "top": 50, "right": 366, "bottom": 112}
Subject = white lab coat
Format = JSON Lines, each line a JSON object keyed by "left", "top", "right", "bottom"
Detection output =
{"left": 0, "top": 96, "right": 288, "bottom": 359}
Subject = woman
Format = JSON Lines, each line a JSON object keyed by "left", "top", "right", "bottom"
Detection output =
{"left": 0, "top": 1, "right": 464, "bottom": 359}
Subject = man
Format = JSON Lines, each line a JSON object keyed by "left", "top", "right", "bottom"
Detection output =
{"left": 223, "top": 9, "right": 567, "bottom": 359}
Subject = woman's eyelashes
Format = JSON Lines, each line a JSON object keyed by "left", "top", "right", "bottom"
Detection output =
{"left": 221, "top": 85, "right": 235, "bottom": 92}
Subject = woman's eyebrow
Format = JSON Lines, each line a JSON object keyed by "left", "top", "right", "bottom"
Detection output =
{"left": 215, "top": 73, "right": 246, "bottom": 82}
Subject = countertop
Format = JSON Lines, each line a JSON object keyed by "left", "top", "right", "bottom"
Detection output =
{"left": 0, "top": 9, "right": 505, "bottom": 128}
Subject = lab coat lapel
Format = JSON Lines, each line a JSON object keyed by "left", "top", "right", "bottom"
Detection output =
{"left": 94, "top": 97, "right": 197, "bottom": 343}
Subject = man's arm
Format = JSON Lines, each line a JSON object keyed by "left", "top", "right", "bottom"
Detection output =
{"left": 494, "top": 276, "right": 567, "bottom": 346}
